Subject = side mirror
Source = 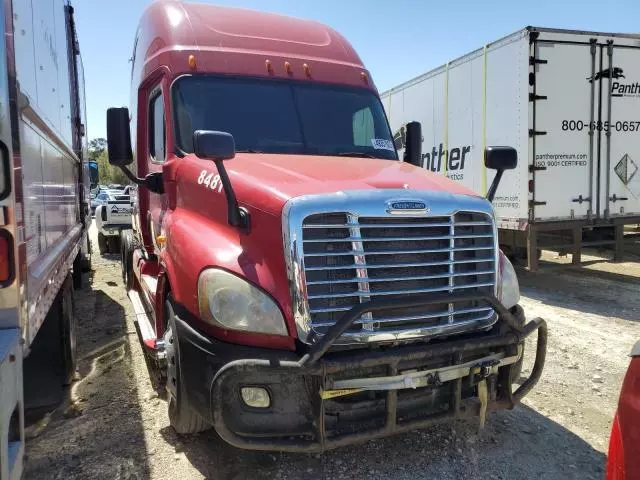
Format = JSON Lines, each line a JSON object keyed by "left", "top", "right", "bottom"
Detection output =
{"left": 106, "top": 107, "right": 133, "bottom": 167}
{"left": 485, "top": 146, "right": 517, "bottom": 171}
{"left": 193, "top": 130, "right": 235, "bottom": 161}
{"left": 192, "top": 130, "right": 249, "bottom": 230}
{"left": 403, "top": 121, "right": 423, "bottom": 168}
{"left": 485, "top": 146, "right": 518, "bottom": 202}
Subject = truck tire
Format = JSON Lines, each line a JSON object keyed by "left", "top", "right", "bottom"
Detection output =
{"left": 60, "top": 275, "right": 77, "bottom": 384}
{"left": 120, "top": 229, "right": 134, "bottom": 289}
{"left": 509, "top": 305, "right": 526, "bottom": 385}
{"left": 164, "top": 298, "right": 210, "bottom": 434}
{"left": 81, "top": 234, "right": 92, "bottom": 272}
{"left": 98, "top": 232, "right": 107, "bottom": 255}
{"left": 72, "top": 251, "right": 83, "bottom": 290}
{"left": 23, "top": 275, "right": 77, "bottom": 414}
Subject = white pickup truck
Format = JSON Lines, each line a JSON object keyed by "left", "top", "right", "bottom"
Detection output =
{"left": 94, "top": 191, "right": 132, "bottom": 254}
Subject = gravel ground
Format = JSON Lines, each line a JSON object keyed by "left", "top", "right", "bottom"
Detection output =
{"left": 22, "top": 225, "right": 640, "bottom": 479}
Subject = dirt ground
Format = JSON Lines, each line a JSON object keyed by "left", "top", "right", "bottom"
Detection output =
{"left": 22, "top": 224, "right": 640, "bottom": 480}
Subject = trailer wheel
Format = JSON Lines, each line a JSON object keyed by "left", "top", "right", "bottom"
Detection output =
{"left": 60, "top": 275, "right": 77, "bottom": 384}
{"left": 164, "top": 298, "right": 210, "bottom": 434}
{"left": 72, "top": 251, "right": 83, "bottom": 290}
{"left": 120, "top": 229, "right": 134, "bottom": 289}
{"left": 98, "top": 232, "right": 107, "bottom": 255}
{"left": 81, "top": 234, "right": 92, "bottom": 272}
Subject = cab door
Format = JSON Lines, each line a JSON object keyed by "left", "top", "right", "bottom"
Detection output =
{"left": 146, "top": 86, "right": 167, "bottom": 254}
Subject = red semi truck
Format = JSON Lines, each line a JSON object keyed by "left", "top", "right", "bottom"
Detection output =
{"left": 106, "top": 1, "right": 547, "bottom": 451}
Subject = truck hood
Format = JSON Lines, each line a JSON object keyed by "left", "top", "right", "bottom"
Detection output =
{"left": 221, "top": 153, "right": 481, "bottom": 216}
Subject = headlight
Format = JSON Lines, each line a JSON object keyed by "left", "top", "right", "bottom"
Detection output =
{"left": 498, "top": 250, "right": 520, "bottom": 309}
{"left": 197, "top": 269, "right": 287, "bottom": 336}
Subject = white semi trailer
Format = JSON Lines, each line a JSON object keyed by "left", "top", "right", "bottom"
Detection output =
{"left": 0, "top": 1, "right": 93, "bottom": 478}
{"left": 382, "top": 27, "right": 640, "bottom": 270}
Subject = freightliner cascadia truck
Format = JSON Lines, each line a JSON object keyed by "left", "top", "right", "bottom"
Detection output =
{"left": 106, "top": 0, "right": 547, "bottom": 451}
{"left": 0, "top": 1, "right": 93, "bottom": 478}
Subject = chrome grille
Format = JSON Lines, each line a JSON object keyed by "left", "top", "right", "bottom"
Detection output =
{"left": 301, "top": 211, "right": 497, "bottom": 341}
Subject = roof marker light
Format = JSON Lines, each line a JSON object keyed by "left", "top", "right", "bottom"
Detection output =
{"left": 188, "top": 55, "right": 197, "bottom": 70}
{"left": 303, "top": 63, "right": 311, "bottom": 77}
{"left": 284, "top": 61, "right": 292, "bottom": 75}
{"left": 361, "top": 71, "right": 369, "bottom": 84}
{"left": 265, "top": 59, "right": 273, "bottom": 74}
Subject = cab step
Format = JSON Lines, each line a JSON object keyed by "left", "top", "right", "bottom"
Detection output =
{"left": 128, "top": 289, "right": 165, "bottom": 361}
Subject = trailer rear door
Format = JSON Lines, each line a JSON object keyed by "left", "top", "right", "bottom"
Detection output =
{"left": 530, "top": 39, "right": 598, "bottom": 221}
{"left": 599, "top": 43, "right": 640, "bottom": 218}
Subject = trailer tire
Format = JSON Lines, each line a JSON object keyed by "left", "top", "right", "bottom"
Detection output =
{"left": 164, "top": 298, "right": 210, "bottom": 435}
{"left": 98, "top": 232, "right": 107, "bottom": 255}
{"left": 120, "top": 229, "right": 134, "bottom": 289}
{"left": 60, "top": 275, "right": 77, "bottom": 385}
{"left": 72, "top": 252, "right": 83, "bottom": 290}
{"left": 80, "top": 234, "right": 92, "bottom": 272}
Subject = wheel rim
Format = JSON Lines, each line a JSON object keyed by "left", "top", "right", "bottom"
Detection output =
{"left": 164, "top": 322, "right": 178, "bottom": 400}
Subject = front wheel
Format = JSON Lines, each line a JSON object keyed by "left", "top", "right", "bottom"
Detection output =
{"left": 164, "top": 298, "right": 210, "bottom": 434}
{"left": 120, "top": 229, "right": 134, "bottom": 289}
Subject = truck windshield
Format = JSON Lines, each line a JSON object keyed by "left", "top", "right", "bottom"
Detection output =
{"left": 172, "top": 76, "right": 397, "bottom": 160}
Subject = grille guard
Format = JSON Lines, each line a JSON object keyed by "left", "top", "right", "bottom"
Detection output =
{"left": 301, "top": 293, "right": 525, "bottom": 365}
{"left": 210, "top": 293, "right": 548, "bottom": 452}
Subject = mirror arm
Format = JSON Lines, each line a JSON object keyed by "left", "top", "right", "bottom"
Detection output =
{"left": 214, "top": 159, "right": 249, "bottom": 231}
{"left": 486, "top": 169, "right": 504, "bottom": 202}
{"left": 118, "top": 166, "right": 164, "bottom": 194}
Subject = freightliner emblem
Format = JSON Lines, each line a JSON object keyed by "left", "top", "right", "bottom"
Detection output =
{"left": 386, "top": 199, "right": 430, "bottom": 214}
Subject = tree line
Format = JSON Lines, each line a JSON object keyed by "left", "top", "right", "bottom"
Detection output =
{"left": 88, "top": 138, "right": 130, "bottom": 186}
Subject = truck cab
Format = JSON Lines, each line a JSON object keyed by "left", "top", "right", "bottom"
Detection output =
{"left": 106, "top": 1, "right": 547, "bottom": 451}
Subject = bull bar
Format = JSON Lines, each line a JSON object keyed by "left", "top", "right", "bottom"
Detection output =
{"left": 210, "top": 293, "right": 548, "bottom": 452}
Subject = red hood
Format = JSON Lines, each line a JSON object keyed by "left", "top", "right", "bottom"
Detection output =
{"left": 215, "top": 153, "right": 480, "bottom": 215}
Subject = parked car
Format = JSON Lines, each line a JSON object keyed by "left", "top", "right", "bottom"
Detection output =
{"left": 606, "top": 341, "right": 640, "bottom": 479}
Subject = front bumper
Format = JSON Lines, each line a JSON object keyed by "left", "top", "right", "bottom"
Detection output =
{"left": 176, "top": 294, "right": 547, "bottom": 452}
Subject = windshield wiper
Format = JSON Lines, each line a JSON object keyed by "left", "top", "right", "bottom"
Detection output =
{"left": 334, "top": 152, "right": 380, "bottom": 159}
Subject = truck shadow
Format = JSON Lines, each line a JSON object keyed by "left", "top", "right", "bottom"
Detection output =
{"left": 518, "top": 263, "right": 640, "bottom": 323}
{"left": 24, "top": 280, "right": 152, "bottom": 479}
{"left": 158, "top": 403, "right": 604, "bottom": 479}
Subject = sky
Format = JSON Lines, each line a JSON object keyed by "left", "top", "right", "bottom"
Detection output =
{"left": 74, "top": 0, "right": 640, "bottom": 140}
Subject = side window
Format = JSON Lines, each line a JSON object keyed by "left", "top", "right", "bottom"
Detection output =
{"left": 149, "top": 92, "right": 166, "bottom": 162}
{"left": 353, "top": 107, "right": 375, "bottom": 147}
